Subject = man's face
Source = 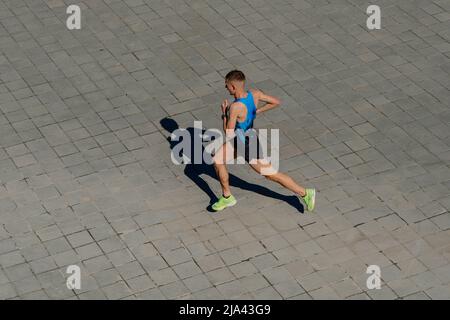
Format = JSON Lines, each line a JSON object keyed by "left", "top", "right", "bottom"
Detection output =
{"left": 225, "top": 80, "right": 235, "bottom": 95}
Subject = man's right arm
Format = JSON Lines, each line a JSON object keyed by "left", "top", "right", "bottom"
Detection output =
{"left": 222, "top": 108, "right": 228, "bottom": 132}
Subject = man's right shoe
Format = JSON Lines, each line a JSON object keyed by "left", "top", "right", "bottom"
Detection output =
{"left": 212, "top": 195, "right": 237, "bottom": 211}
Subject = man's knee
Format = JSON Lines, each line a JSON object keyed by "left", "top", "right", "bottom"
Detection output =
{"left": 213, "top": 144, "right": 233, "bottom": 165}
{"left": 264, "top": 172, "right": 279, "bottom": 181}
{"left": 213, "top": 152, "right": 225, "bottom": 165}
{"left": 256, "top": 164, "right": 278, "bottom": 177}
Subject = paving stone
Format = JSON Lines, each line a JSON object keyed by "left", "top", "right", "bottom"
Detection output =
{"left": 66, "top": 231, "right": 95, "bottom": 248}
{"left": 135, "top": 287, "right": 166, "bottom": 300}
{"left": 425, "top": 285, "right": 450, "bottom": 300}
{"left": 29, "top": 256, "right": 58, "bottom": 275}
{"left": 20, "top": 244, "right": 49, "bottom": 261}
{"left": 229, "top": 261, "right": 258, "bottom": 278}
{"left": 172, "top": 260, "right": 202, "bottom": 279}
{"left": 78, "top": 289, "right": 108, "bottom": 300}
{"left": 331, "top": 277, "right": 363, "bottom": 298}
{"left": 195, "top": 254, "right": 225, "bottom": 273}
{"left": 308, "top": 286, "right": 340, "bottom": 300}
{"left": 193, "top": 287, "right": 224, "bottom": 300}
{"left": 149, "top": 268, "right": 179, "bottom": 286}
{"left": 249, "top": 253, "right": 280, "bottom": 271}
{"left": 183, "top": 274, "right": 213, "bottom": 293}
{"left": 252, "top": 286, "right": 283, "bottom": 300}
{"left": 239, "top": 273, "right": 270, "bottom": 293}
{"left": 387, "top": 278, "right": 421, "bottom": 298}
{"left": 75, "top": 243, "right": 103, "bottom": 260}
{"left": 102, "top": 281, "right": 132, "bottom": 300}
{"left": 262, "top": 266, "right": 295, "bottom": 285}
{"left": 21, "top": 289, "right": 50, "bottom": 300}
{"left": 116, "top": 261, "right": 146, "bottom": 280}
{"left": 93, "top": 269, "right": 121, "bottom": 287}
{"left": 0, "top": 251, "right": 26, "bottom": 268}
{"left": 107, "top": 249, "right": 135, "bottom": 267}
{"left": 366, "top": 286, "right": 398, "bottom": 300}
{"left": 126, "top": 275, "right": 155, "bottom": 293}
{"left": 295, "top": 240, "right": 324, "bottom": 258}
{"left": 52, "top": 250, "right": 80, "bottom": 267}
{"left": 206, "top": 267, "right": 235, "bottom": 286}
{"left": 432, "top": 264, "right": 450, "bottom": 284}
{"left": 216, "top": 279, "right": 247, "bottom": 299}
{"left": 274, "top": 280, "right": 305, "bottom": 298}
{"left": 239, "top": 241, "right": 267, "bottom": 260}
{"left": 0, "top": 283, "right": 17, "bottom": 300}
{"left": 160, "top": 280, "right": 190, "bottom": 299}
{"left": 403, "top": 291, "right": 431, "bottom": 300}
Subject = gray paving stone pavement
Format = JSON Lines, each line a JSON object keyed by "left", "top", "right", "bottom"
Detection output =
{"left": 0, "top": 0, "right": 449, "bottom": 300}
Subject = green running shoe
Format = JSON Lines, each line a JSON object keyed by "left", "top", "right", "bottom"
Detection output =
{"left": 212, "top": 195, "right": 237, "bottom": 211}
{"left": 302, "top": 188, "right": 316, "bottom": 212}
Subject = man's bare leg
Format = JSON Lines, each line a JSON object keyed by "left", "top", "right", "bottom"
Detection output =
{"left": 266, "top": 172, "right": 306, "bottom": 197}
{"left": 213, "top": 141, "right": 235, "bottom": 197}
{"left": 211, "top": 141, "right": 238, "bottom": 211}
{"left": 249, "top": 160, "right": 315, "bottom": 211}
{"left": 249, "top": 161, "right": 306, "bottom": 196}
{"left": 214, "top": 163, "right": 231, "bottom": 197}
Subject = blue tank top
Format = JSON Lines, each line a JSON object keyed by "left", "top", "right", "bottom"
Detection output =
{"left": 234, "top": 91, "right": 256, "bottom": 139}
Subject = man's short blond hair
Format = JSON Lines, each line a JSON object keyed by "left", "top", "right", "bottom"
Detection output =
{"left": 225, "top": 70, "right": 246, "bottom": 83}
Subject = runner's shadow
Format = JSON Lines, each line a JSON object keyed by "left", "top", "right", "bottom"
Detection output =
{"left": 160, "top": 118, "right": 304, "bottom": 213}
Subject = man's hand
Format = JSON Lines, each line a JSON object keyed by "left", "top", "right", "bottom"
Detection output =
{"left": 221, "top": 99, "right": 229, "bottom": 115}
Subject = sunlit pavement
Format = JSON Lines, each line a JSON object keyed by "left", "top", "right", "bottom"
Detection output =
{"left": 0, "top": 0, "right": 449, "bottom": 299}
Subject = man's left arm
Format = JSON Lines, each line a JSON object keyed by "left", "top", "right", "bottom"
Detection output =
{"left": 225, "top": 103, "right": 239, "bottom": 140}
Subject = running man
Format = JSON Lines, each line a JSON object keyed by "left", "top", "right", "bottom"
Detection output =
{"left": 211, "top": 70, "right": 316, "bottom": 212}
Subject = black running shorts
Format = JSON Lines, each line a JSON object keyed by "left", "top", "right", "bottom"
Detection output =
{"left": 232, "top": 130, "right": 265, "bottom": 163}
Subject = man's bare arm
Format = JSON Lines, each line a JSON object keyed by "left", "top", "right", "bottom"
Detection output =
{"left": 222, "top": 107, "right": 228, "bottom": 132}
{"left": 221, "top": 99, "right": 229, "bottom": 132}
{"left": 220, "top": 102, "right": 243, "bottom": 143}
{"left": 225, "top": 103, "right": 239, "bottom": 139}
{"left": 254, "top": 90, "right": 281, "bottom": 114}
